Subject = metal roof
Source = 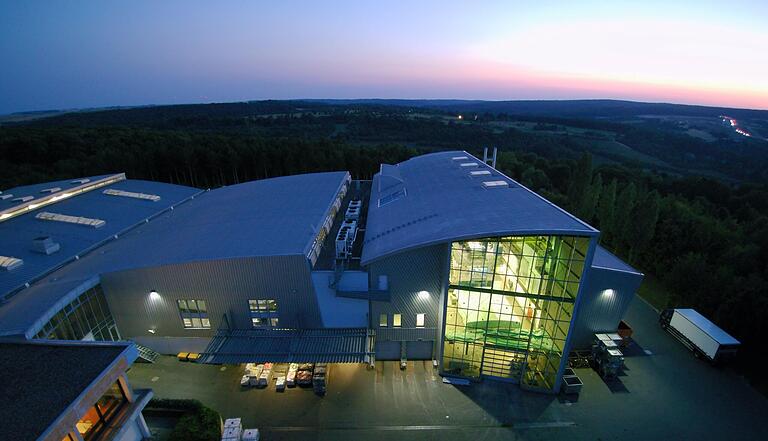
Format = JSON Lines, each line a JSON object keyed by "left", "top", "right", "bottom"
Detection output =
{"left": 674, "top": 309, "right": 740, "bottom": 346}
{"left": 592, "top": 246, "right": 643, "bottom": 275}
{"left": 361, "top": 151, "right": 598, "bottom": 265}
{"left": 0, "top": 176, "right": 199, "bottom": 300}
{"left": 198, "top": 327, "right": 374, "bottom": 364}
{"left": 0, "top": 172, "right": 348, "bottom": 337}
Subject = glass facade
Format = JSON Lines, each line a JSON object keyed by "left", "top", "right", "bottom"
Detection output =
{"left": 442, "top": 235, "right": 590, "bottom": 391}
{"left": 34, "top": 284, "right": 120, "bottom": 341}
{"left": 76, "top": 380, "right": 127, "bottom": 440}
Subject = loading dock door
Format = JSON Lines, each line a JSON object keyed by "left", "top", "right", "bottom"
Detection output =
{"left": 375, "top": 341, "right": 401, "bottom": 360}
{"left": 406, "top": 341, "right": 434, "bottom": 359}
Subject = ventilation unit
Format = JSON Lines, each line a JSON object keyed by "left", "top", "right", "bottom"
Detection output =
{"left": 31, "top": 236, "right": 61, "bottom": 255}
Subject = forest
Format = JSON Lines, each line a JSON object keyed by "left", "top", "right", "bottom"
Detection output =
{"left": 1, "top": 101, "right": 767, "bottom": 393}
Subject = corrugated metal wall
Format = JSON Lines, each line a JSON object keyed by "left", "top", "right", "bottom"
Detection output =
{"left": 368, "top": 244, "right": 449, "bottom": 344}
{"left": 101, "top": 255, "right": 322, "bottom": 341}
{"left": 570, "top": 267, "right": 644, "bottom": 348}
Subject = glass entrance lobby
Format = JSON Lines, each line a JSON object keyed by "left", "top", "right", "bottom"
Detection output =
{"left": 441, "top": 235, "right": 591, "bottom": 392}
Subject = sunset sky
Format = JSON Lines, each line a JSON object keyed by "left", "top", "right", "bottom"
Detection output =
{"left": 1, "top": 0, "right": 766, "bottom": 114}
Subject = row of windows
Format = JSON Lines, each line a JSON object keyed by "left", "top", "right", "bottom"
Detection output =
{"left": 379, "top": 313, "right": 425, "bottom": 328}
{"left": 176, "top": 298, "right": 280, "bottom": 329}
{"left": 35, "top": 285, "right": 120, "bottom": 342}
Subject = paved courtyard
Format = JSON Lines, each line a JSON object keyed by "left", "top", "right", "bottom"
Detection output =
{"left": 129, "top": 298, "right": 768, "bottom": 441}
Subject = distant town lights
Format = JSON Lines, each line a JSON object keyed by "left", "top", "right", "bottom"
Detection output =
{"left": 418, "top": 290, "right": 430, "bottom": 300}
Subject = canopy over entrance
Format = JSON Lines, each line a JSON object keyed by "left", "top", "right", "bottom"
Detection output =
{"left": 198, "top": 327, "right": 375, "bottom": 364}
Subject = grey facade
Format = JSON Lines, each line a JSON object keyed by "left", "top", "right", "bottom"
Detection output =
{"left": 0, "top": 150, "right": 643, "bottom": 396}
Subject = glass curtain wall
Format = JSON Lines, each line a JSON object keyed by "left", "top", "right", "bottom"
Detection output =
{"left": 442, "top": 235, "right": 590, "bottom": 391}
{"left": 34, "top": 284, "right": 120, "bottom": 341}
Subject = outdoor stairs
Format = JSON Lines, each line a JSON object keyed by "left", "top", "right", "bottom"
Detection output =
{"left": 133, "top": 341, "right": 161, "bottom": 363}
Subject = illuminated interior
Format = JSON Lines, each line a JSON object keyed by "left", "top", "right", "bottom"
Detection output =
{"left": 75, "top": 380, "right": 126, "bottom": 440}
{"left": 442, "top": 235, "right": 590, "bottom": 391}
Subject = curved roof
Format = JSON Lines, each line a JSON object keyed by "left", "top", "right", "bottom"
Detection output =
{"left": 0, "top": 172, "right": 349, "bottom": 337}
{"left": 0, "top": 175, "right": 199, "bottom": 299}
{"left": 361, "top": 151, "right": 597, "bottom": 265}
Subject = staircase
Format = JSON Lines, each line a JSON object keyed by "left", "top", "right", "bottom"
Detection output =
{"left": 133, "top": 341, "right": 161, "bottom": 363}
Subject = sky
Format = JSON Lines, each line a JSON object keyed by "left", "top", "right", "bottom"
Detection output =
{"left": 1, "top": 0, "right": 767, "bottom": 114}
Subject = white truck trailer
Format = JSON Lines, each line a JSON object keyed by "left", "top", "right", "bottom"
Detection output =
{"left": 660, "top": 308, "right": 740, "bottom": 364}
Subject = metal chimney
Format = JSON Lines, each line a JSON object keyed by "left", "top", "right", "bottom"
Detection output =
{"left": 492, "top": 147, "right": 498, "bottom": 168}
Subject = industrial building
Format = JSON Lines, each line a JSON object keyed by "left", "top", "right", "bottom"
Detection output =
{"left": 0, "top": 151, "right": 642, "bottom": 394}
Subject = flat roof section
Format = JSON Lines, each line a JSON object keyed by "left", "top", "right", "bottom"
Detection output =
{"left": 592, "top": 246, "right": 643, "bottom": 275}
{"left": 0, "top": 340, "right": 130, "bottom": 441}
{"left": 361, "top": 150, "right": 598, "bottom": 265}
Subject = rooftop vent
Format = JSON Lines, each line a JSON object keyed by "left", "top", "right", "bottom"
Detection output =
{"left": 452, "top": 156, "right": 469, "bottom": 161}
{"left": 470, "top": 170, "right": 492, "bottom": 176}
{"left": 40, "top": 187, "right": 62, "bottom": 194}
{"left": 482, "top": 180, "right": 509, "bottom": 189}
{"left": 0, "top": 194, "right": 12, "bottom": 200}
{"left": 0, "top": 256, "right": 23, "bottom": 271}
{"left": 36, "top": 211, "right": 106, "bottom": 228}
{"left": 103, "top": 188, "right": 161, "bottom": 202}
{"left": 12, "top": 196, "right": 34, "bottom": 203}
{"left": 31, "top": 236, "right": 61, "bottom": 255}
{"left": 71, "top": 178, "right": 91, "bottom": 184}
{"left": 460, "top": 162, "right": 479, "bottom": 168}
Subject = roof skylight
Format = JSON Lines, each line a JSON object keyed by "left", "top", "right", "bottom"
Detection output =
{"left": 36, "top": 211, "right": 106, "bottom": 228}
{"left": 0, "top": 256, "right": 23, "bottom": 271}
{"left": 12, "top": 196, "right": 34, "bottom": 202}
{"left": 482, "top": 180, "right": 509, "bottom": 189}
{"left": 470, "top": 170, "right": 491, "bottom": 176}
{"left": 460, "top": 162, "right": 479, "bottom": 168}
{"left": 103, "top": 188, "right": 161, "bottom": 202}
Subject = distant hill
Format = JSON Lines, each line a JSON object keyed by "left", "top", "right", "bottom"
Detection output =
{"left": 309, "top": 99, "right": 768, "bottom": 120}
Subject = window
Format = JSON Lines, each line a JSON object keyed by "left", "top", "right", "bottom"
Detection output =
{"left": 76, "top": 380, "right": 126, "bottom": 440}
{"left": 393, "top": 314, "right": 402, "bottom": 327}
{"left": 379, "top": 313, "right": 388, "bottom": 327}
{"left": 177, "top": 300, "right": 210, "bottom": 329}
{"left": 249, "top": 299, "right": 279, "bottom": 328}
{"left": 416, "top": 314, "right": 425, "bottom": 328}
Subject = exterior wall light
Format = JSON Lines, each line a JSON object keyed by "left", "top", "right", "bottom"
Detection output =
{"left": 148, "top": 329, "right": 156, "bottom": 334}
{"left": 601, "top": 289, "right": 616, "bottom": 298}
{"left": 418, "top": 290, "right": 430, "bottom": 300}
{"left": 149, "top": 290, "right": 160, "bottom": 300}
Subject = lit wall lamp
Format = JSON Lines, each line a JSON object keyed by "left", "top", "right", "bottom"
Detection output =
{"left": 601, "top": 289, "right": 616, "bottom": 298}
{"left": 149, "top": 290, "right": 160, "bottom": 301}
{"left": 147, "top": 328, "right": 156, "bottom": 334}
{"left": 418, "top": 290, "right": 430, "bottom": 300}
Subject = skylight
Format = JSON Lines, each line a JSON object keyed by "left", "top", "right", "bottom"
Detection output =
{"left": 482, "top": 180, "right": 509, "bottom": 189}
{"left": 103, "top": 188, "right": 161, "bottom": 202}
{"left": 470, "top": 170, "right": 491, "bottom": 176}
{"left": 36, "top": 211, "right": 106, "bottom": 228}
{"left": 379, "top": 188, "right": 407, "bottom": 207}
{"left": 40, "top": 187, "right": 62, "bottom": 194}
{"left": 0, "top": 256, "right": 23, "bottom": 271}
{"left": 0, "top": 194, "right": 12, "bottom": 200}
{"left": 460, "top": 162, "right": 479, "bottom": 168}
{"left": 452, "top": 156, "right": 469, "bottom": 161}
{"left": 71, "top": 178, "right": 91, "bottom": 184}
{"left": 12, "top": 196, "right": 34, "bottom": 202}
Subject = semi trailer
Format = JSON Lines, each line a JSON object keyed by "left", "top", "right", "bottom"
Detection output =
{"left": 660, "top": 308, "right": 740, "bottom": 364}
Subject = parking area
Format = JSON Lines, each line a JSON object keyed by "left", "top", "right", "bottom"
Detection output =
{"left": 129, "top": 297, "right": 768, "bottom": 441}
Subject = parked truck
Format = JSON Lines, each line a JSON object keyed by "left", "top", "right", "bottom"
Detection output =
{"left": 660, "top": 308, "right": 740, "bottom": 364}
